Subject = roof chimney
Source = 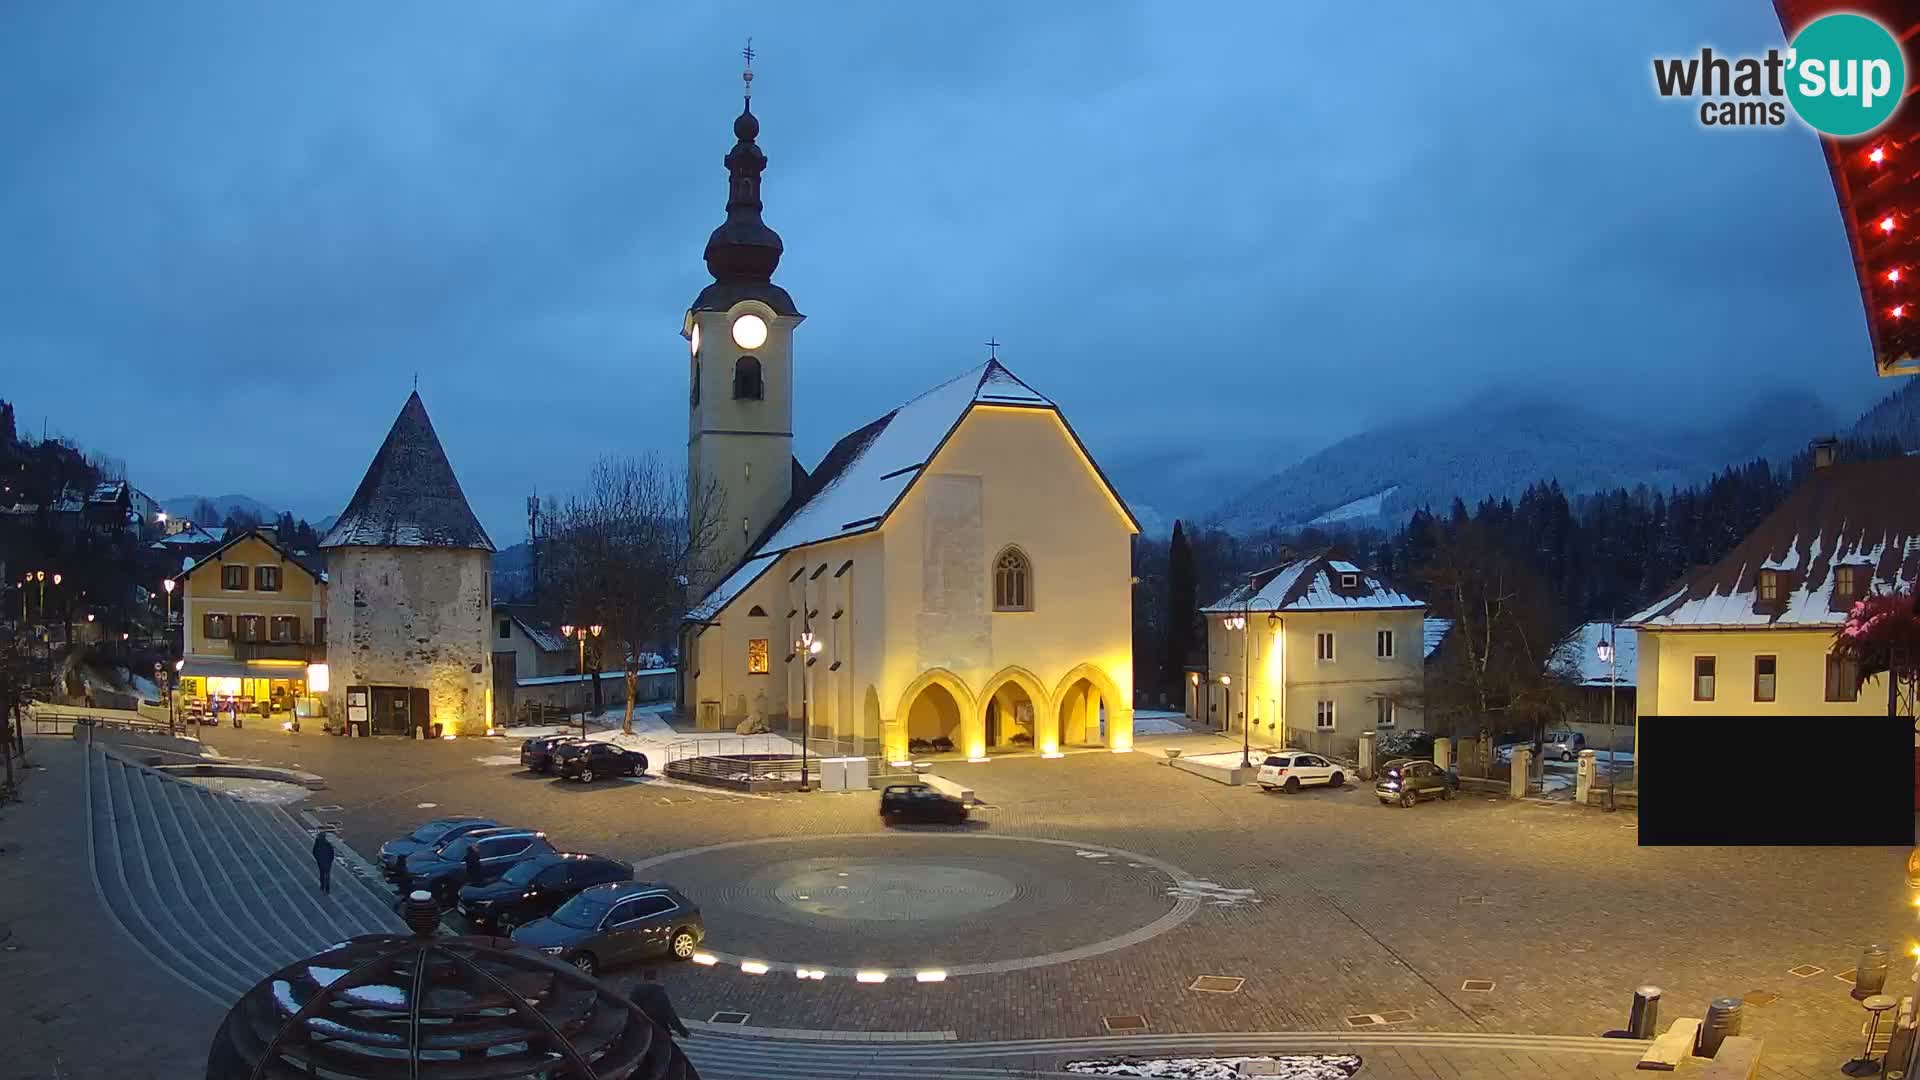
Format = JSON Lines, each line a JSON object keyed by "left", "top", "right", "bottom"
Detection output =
{"left": 1811, "top": 437, "right": 1838, "bottom": 469}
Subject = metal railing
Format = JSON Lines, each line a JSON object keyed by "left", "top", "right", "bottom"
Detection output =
{"left": 28, "top": 703, "right": 174, "bottom": 736}
{"left": 664, "top": 752, "right": 817, "bottom": 793}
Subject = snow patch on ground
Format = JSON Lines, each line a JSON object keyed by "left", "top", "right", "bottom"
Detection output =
{"left": 1067, "top": 1055, "right": 1362, "bottom": 1079}
{"left": 1308, "top": 485, "right": 1399, "bottom": 525}
{"left": 1133, "top": 711, "right": 1193, "bottom": 736}
{"left": 182, "top": 775, "right": 311, "bottom": 805}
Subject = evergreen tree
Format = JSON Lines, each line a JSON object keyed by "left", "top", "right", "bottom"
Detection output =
{"left": 1165, "top": 521, "right": 1197, "bottom": 692}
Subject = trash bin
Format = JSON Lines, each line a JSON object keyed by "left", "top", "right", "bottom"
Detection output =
{"left": 1857, "top": 944, "right": 1893, "bottom": 999}
{"left": 1628, "top": 986, "right": 1662, "bottom": 1039}
{"left": 1696, "top": 997, "right": 1743, "bottom": 1057}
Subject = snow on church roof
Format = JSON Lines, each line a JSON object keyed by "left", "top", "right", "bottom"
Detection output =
{"left": 689, "top": 359, "right": 1133, "bottom": 621}
{"left": 321, "top": 392, "right": 494, "bottom": 551}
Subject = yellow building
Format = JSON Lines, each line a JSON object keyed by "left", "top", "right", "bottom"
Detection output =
{"left": 1192, "top": 555, "right": 1427, "bottom": 760}
{"left": 1625, "top": 451, "right": 1916, "bottom": 728}
{"left": 172, "top": 527, "right": 328, "bottom": 715}
{"left": 678, "top": 92, "right": 1138, "bottom": 762}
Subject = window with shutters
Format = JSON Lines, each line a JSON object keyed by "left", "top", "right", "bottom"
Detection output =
{"left": 203, "top": 613, "right": 230, "bottom": 640}
{"left": 1753, "top": 655, "right": 1776, "bottom": 702}
{"left": 222, "top": 564, "right": 247, "bottom": 590}
{"left": 255, "top": 565, "right": 281, "bottom": 592}
{"left": 270, "top": 616, "right": 300, "bottom": 643}
{"left": 1693, "top": 656, "right": 1716, "bottom": 701}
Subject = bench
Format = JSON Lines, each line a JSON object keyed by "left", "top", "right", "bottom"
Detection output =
{"left": 1697, "top": 1036, "right": 1763, "bottom": 1079}
{"left": 921, "top": 774, "right": 975, "bottom": 805}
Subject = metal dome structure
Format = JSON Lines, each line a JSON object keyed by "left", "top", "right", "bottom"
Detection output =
{"left": 207, "top": 934, "right": 698, "bottom": 1079}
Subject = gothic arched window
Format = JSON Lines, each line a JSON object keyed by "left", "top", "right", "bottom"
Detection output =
{"left": 733, "top": 355, "right": 763, "bottom": 400}
{"left": 993, "top": 546, "right": 1033, "bottom": 611}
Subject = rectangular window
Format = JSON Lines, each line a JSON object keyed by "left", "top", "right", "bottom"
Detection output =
{"left": 1827, "top": 654, "right": 1860, "bottom": 702}
{"left": 1339, "top": 573, "right": 1359, "bottom": 589}
{"left": 255, "top": 565, "right": 281, "bottom": 592}
{"left": 270, "top": 616, "right": 300, "bottom": 643}
{"left": 499, "top": 619, "right": 512, "bottom": 639}
{"left": 221, "top": 564, "right": 247, "bottom": 591}
{"left": 314, "top": 618, "right": 327, "bottom": 646}
{"left": 1757, "top": 571, "right": 1779, "bottom": 604}
{"left": 1753, "top": 656, "right": 1776, "bottom": 702}
{"left": 1375, "top": 698, "right": 1395, "bottom": 727}
{"left": 747, "top": 638, "right": 769, "bottom": 674}
{"left": 1376, "top": 629, "right": 1394, "bottom": 659}
{"left": 1835, "top": 565, "right": 1859, "bottom": 603}
{"left": 1315, "top": 699, "right": 1336, "bottom": 729}
{"left": 203, "top": 613, "right": 230, "bottom": 640}
{"left": 237, "top": 615, "right": 263, "bottom": 643}
{"left": 1693, "top": 656, "right": 1716, "bottom": 701}
{"left": 1316, "top": 632, "right": 1335, "bottom": 662}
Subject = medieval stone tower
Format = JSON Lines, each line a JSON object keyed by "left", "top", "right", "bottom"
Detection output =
{"left": 321, "top": 392, "right": 495, "bottom": 736}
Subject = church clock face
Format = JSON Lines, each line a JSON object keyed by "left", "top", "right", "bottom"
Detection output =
{"left": 731, "top": 313, "right": 768, "bottom": 350}
{"left": 689, "top": 322, "right": 701, "bottom": 357}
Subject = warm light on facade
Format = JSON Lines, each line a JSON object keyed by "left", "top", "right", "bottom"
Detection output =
{"left": 306, "top": 663, "right": 330, "bottom": 694}
{"left": 692, "top": 952, "right": 718, "bottom": 966}
{"left": 855, "top": 971, "right": 888, "bottom": 984}
{"left": 1041, "top": 751, "right": 1065, "bottom": 759}
{"left": 795, "top": 968, "right": 826, "bottom": 980}
{"left": 914, "top": 970, "right": 947, "bottom": 982}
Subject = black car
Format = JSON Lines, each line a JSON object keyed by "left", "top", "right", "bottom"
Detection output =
{"left": 512, "top": 882, "right": 704, "bottom": 976}
{"left": 553, "top": 741, "right": 648, "bottom": 782}
{"left": 879, "top": 783, "right": 969, "bottom": 824}
{"left": 378, "top": 817, "right": 500, "bottom": 878}
{"left": 457, "top": 852, "right": 635, "bottom": 933}
{"left": 520, "top": 735, "right": 589, "bottom": 774}
{"left": 404, "top": 827, "right": 553, "bottom": 902}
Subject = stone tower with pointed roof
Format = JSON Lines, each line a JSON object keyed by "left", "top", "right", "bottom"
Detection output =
{"left": 322, "top": 392, "right": 496, "bottom": 736}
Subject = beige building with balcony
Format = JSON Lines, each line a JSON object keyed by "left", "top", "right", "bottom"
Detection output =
{"left": 1191, "top": 554, "right": 1428, "bottom": 760}
{"left": 677, "top": 92, "right": 1138, "bottom": 762}
{"left": 172, "top": 527, "right": 328, "bottom": 713}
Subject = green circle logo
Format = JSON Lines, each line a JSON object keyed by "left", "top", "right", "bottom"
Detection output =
{"left": 1786, "top": 13, "right": 1906, "bottom": 137}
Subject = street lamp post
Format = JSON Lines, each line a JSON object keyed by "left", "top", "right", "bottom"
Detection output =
{"left": 560, "top": 623, "right": 602, "bottom": 739}
{"left": 1596, "top": 624, "right": 1619, "bottom": 813}
{"left": 795, "top": 626, "right": 822, "bottom": 791}
{"left": 1225, "top": 605, "right": 1250, "bottom": 769}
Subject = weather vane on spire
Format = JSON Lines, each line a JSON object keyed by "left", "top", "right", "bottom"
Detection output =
{"left": 742, "top": 37, "right": 755, "bottom": 101}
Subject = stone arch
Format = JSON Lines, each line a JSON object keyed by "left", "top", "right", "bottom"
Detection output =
{"left": 978, "top": 665, "right": 1054, "bottom": 754}
{"left": 862, "top": 684, "right": 883, "bottom": 748}
{"left": 893, "top": 668, "right": 978, "bottom": 759}
{"left": 1052, "top": 663, "right": 1131, "bottom": 750}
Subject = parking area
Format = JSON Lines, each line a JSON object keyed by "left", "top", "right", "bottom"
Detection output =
{"left": 199, "top": 724, "right": 1913, "bottom": 1057}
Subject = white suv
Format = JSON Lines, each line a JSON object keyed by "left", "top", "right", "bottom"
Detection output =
{"left": 1257, "top": 752, "right": 1345, "bottom": 793}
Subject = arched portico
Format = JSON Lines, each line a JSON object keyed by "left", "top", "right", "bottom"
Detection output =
{"left": 888, "top": 668, "right": 978, "bottom": 761}
{"left": 978, "top": 665, "right": 1054, "bottom": 754}
{"left": 1052, "top": 663, "right": 1132, "bottom": 751}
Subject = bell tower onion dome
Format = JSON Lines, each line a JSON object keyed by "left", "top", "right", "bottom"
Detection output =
{"left": 693, "top": 43, "right": 799, "bottom": 317}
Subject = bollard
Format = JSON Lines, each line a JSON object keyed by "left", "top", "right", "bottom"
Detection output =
{"left": 403, "top": 890, "right": 442, "bottom": 938}
{"left": 1628, "top": 986, "right": 1662, "bottom": 1039}
{"left": 1858, "top": 944, "right": 1893, "bottom": 1000}
{"left": 1695, "top": 997, "right": 1742, "bottom": 1057}
{"left": 1357, "top": 731, "right": 1376, "bottom": 781}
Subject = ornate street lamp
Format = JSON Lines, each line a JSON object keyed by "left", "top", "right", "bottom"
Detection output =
{"left": 1596, "top": 624, "right": 1619, "bottom": 812}
{"left": 560, "top": 624, "right": 603, "bottom": 739}
{"left": 795, "top": 627, "right": 822, "bottom": 791}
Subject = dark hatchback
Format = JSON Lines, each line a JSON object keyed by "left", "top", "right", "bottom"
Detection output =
{"left": 520, "top": 735, "right": 588, "bottom": 774}
{"left": 879, "top": 783, "right": 969, "bottom": 824}
{"left": 404, "top": 827, "right": 553, "bottom": 901}
{"left": 1374, "top": 757, "right": 1456, "bottom": 807}
{"left": 457, "top": 852, "right": 634, "bottom": 933}
{"left": 377, "top": 816, "right": 499, "bottom": 877}
{"left": 511, "top": 883, "right": 705, "bottom": 976}
{"left": 553, "top": 741, "right": 649, "bottom": 782}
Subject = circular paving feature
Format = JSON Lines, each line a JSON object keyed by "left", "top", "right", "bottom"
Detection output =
{"left": 633, "top": 833, "right": 1201, "bottom": 979}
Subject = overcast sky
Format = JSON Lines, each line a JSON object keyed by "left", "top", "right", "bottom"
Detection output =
{"left": 0, "top": 2, "right": 1888, "bottom": 543}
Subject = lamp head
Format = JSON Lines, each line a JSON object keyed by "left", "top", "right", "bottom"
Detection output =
{"left": 560, "top": 624, "right": 573, "bottom": 638}
{"left": 1596, "top": 640, "right": 1613, "bottom": 664}
{"left": 163, "top": 579, "right": 174, "bottom": 594}
{"left": 590, "top": 624, "right": 602, "bottom": 637}
{"left": 1219, "top": 675, "right": 1231, "bottom": 686}
{"left": 52, "top": 573, "right": 60, "bottom": 585}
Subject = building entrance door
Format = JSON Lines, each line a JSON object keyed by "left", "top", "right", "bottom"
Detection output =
{"left": 370, "top": 686, "right": 412, "bottom": 736}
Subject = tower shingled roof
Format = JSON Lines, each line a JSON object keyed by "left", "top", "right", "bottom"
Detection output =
{"left": 320, "top": 392, "right": 495, "bottom": 551}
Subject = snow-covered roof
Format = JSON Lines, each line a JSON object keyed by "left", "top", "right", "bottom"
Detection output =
{"left": 1552, "top": 622, "right": 1637, "bottom": 687}
{"left": 88, "top": 480, "right": 126, "bottom": 504}
{"left": 1423, "top": 617, "right": 1453, "bottom": 659}
{"left": 1627, "top": 456, "right": 1920, "bottom": 630}
{"left": 687, "top": 359, "right": 1136, "bottom": 621}
{"left": 154, "top": 523, "right": 225, "bottom": 547}
{"left": 505, "top": 614, "right": 569, "bottom": 653}
{"left": 321, "top": 392, "right": 494, "bottom": 551}
{"left": 1202, "top": 554, "right": 1422, "bottom": 614}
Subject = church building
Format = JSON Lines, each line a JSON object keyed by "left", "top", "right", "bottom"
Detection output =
{"left": 678, "top": 80, "right": 1139, "bottom": 763}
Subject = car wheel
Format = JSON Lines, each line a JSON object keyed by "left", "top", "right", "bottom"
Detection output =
{"left": 1562, "top": 751, "right": 1574, "bottom": 762}
{"left": 569, "top": 952, "right": 597, "bottom": 976}
{"left": 670, "top": 928, "right": 698, "bottom": 960}
{"left": 1283, "top": 777, "right": 1301, "bottom": 793}
{"left": 579, "top": 767, "right": 595, "bottom": 783}
{"left": 1440, "top": 785, "right": 1453, "bottom": 801}
{"left": 1329, "top": 772, "right": 1344, "bottom": 788}
{"left": 628, "top": 761, "right": 641, "bottom": 777}
{"left": 1399, "top": 789, "right": 1417, "bottom": 808}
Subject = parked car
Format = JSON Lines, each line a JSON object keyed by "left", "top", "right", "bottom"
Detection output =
{"left": 458, "top": 852, "right": 635, "bottom": 933}
{"left": 1256, "top": 752, "right": 1346, "bottom": 793}
{"left": 553, "top": 741, "right": 649, "bottom": 782}
{"left": 405, "top": 827, "right": 553, "bottom": 902}
{"left": 879, "top": 783, "right": 970, "bottom": 824}
{"left": 1540, "top": 730, "right": 1587, "bottom": 762}
{"left": 378, "top": 817, "right": 500, "bottom": 877}
{"left": 1375, "top": 757, "right": 1454, "bottom": 807}
{"left": 521, "top": 735, "right": 589, "bottom": 774}
{"left": 510, "top": 882, "right": 705, "bottom": 976}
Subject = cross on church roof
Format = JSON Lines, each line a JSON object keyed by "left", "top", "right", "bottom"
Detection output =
{"left": 985, "top": 338, "right": 1001, "bottom": 360}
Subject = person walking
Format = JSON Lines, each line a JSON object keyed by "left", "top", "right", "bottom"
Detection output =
{"left": 312, "top": 831, "right": 335, "bottom": 895}
{"left": 627, "top": 969, "right": 690, "bottom": 1041}
{"left": 464, "top": 843, "right": 484, "bottom": 887}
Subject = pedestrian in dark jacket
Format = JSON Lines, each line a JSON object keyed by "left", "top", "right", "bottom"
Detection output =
{"left": 628, "top": 969, "right": 690, "bottom": 1039}
{"left": 464, "top": 845, "right": 484, "bottom": 886}
{"left": 312, "top": 832, "right": 335, "bottom": 894}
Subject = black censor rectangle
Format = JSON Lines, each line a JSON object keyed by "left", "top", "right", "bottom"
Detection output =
{"left": 1638, "top": 716, "right": 1913, "bottom": 846}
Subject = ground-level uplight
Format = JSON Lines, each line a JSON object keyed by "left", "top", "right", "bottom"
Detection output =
{"left": 914, "top": 970, "right": 947, "bottom": 983}
{"left": 691, "top": 952, "right": 718, "bottom": 966}
{"left": 740, "top": 961, "right": 769, "bottom": 975}
{"left": 795, "top": 968, "right": 826, "bottom": 980}
{"left": 1041, "top": 751, "right": 1065, "bottom": 759}
{"left": 967, "top": 756, "right": 989, "bottom": 764}
{"left": 855, "top": 971, "right": 887, "bottom": 984}
{"left": 889, "top": 759, "right": 913, "bottom": 768}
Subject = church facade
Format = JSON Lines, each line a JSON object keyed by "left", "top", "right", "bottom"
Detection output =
{"left": 678, "top": 89, "right": 1138, "bottom": 762}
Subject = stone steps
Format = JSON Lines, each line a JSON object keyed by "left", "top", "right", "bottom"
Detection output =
{"left": 85, "top": 742, "right": 406, "bottom": 1007}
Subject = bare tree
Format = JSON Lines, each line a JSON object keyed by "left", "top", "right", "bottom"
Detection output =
{"left": 541, "top": 455, "right": 728, "bottom": 734}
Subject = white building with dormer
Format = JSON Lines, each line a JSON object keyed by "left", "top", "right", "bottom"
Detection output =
{"left": 676, "top": 85, "right": 1138, "bottom": 763}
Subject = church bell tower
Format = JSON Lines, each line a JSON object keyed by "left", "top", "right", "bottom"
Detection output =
{"left": 686, "top": 43, "right": 802, "bottom": 587}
